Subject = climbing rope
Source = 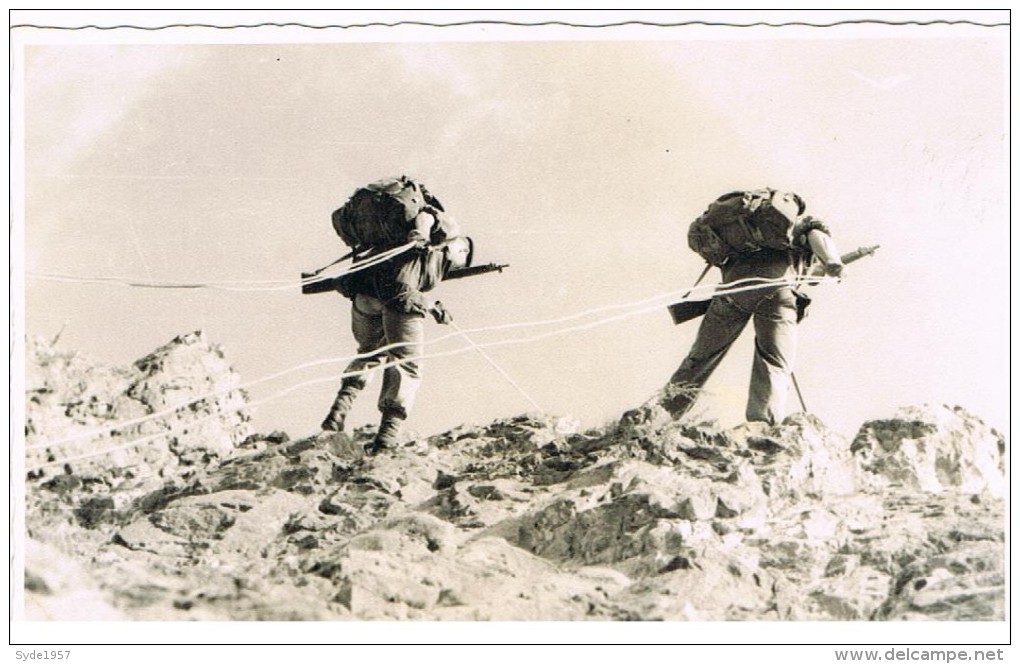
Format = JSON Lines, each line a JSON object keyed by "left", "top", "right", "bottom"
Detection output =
{"left": 449, "top": 320, "right": 544, "bottom": 413}
{"left": 28, "top": 242, "right": 417, "bottom": 293}
{"left": 26, "top": 273, "right": 822, "bottom": 451}
{"left": 24, "top": 274, "right": 840, "bottom": 471}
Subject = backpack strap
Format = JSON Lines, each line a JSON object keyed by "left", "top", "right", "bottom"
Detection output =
{"left": 685, "top": 262, "right": 713, "bottom": 298}
{"left": 306, "top": 250, "right": 356, "bottom": 277}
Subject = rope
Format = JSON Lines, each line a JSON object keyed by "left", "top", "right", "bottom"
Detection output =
{"left": 27, "top": 242, "right": 417, "bottom": 293}
{"left": 25, "top": 274, "right": 840, "bottom": 470}
{"left": 299, "top": 242, "right": 416, "bottom": 284}
{"left": 424, "top": 274, "right": 799, "bottom": 339}
{"left": 27, "top": 273, "right": 818, "bottom": 451}
{"left": 449, "top": 320, "right": 544, "bottom": 413}
{"left": 26, "top": 274, "right": 832, "bottom": 450}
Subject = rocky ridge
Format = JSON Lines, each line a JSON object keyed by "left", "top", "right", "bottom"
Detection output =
{"left": 22, "top": 332, "right": 1006, "bottom": 621}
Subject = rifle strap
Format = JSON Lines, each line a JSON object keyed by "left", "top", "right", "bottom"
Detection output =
{"left": 683, "top": 263, "right": 713, "bottom": 299}
{"left": 307, "top": 250, "right": 356, "bottom": 277}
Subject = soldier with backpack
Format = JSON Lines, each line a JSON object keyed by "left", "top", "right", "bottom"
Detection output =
{"left": 320, "top": 176, "right": 474, "bottom": 455}
{"left": 638, "top": 188, "right": 844, "bottom": 425}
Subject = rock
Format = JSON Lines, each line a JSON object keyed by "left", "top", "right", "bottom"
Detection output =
{"left": 804, "top": 563, "right": 892, "bottom": 620}
{"left": 852, "top": 405, "right": 1005, "bottom": 496}
{"left": 23, "top": 539, "right": 124, "bottom": 620}
{"left": 742, "top": 414, "right": 857, "bottom": 500}
{"left": 878, "top": 540, "right": 1005, "bottom": 620}
{"left": 211, "top": 490, "right": 313, "bottom": 558}
{"left": 20, "top": 334, "right": 1006, "bottom": 622}
{"left": 606, "top": 550, "right": 784, "bottom": 620}
{"left": 112, "top": 519, "right": 192, "bottom": 557}
{"left": 148, "top": 490, "right": 257, "bottom": 541}
{"left": 25, "top": 332, "right": 253, "bottom": 495}
{"left": 424, "top": 537, "right": 621, "bottom": 620}
{"left": 128, "top": 331, "right": 252, "bottom": 456}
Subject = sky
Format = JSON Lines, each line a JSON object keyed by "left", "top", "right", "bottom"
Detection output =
{"left": 15, "top": 14, "right": 1010, "bottom": 448}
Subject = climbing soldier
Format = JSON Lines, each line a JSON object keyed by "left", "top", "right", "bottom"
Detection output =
{"left": 636, "top": 188, "right": 844, "bottom": 425}
{"left": 320, "top": 176, "right": 474, "bottom": 455}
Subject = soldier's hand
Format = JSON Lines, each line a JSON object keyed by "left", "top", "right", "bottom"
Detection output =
{"left": 824, "top": 262, "right": 844, "bottom": 278}
{"left": 407, "top": 229, "right": 429, "bottom": 249}
{"left": 430, "top": 301, "right": 453, "bottom": 325}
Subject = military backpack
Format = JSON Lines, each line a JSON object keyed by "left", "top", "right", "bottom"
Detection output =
{"left": 332, "top": 176, "right": 448, "bottom": 251}
{"left": 687, "top": 189, "right": 797, "bottom": 267}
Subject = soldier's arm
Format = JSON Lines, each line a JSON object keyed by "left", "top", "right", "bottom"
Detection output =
{"left": 408, "top": 207, "right": 461, "bottom": 245}
{"left": 795, "top": 216, "right": 843, "bottom": 277}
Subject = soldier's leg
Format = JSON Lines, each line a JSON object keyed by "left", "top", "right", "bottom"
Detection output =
{"left": 322, "top": 294, "right": 386, "bottom": 431}
{"left": 368, "top": 307, "right": 425, "bottom": 450}
{"left": 747, "top": 289, "right": 799, "bottom": 424}
{"left": 663, "top": 295, "right": 751, "bottom": 418}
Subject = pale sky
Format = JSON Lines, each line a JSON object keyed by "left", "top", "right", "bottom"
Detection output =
{"left": 16, "top": 16, "right": 1010, "bottom": 447}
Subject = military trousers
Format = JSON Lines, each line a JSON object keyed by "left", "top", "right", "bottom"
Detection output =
{"left": 340, "top": 293, "right": 425, "bottom": 419}
{"left": 664, "top": 286, "right": 798, "bottom": 425}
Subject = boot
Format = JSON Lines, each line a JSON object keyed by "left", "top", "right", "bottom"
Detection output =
{"left": 320, "top": 410, "right": 346, "bottom": 432}
{"left": 364, "top": 410, "right": 404, "bottom": 456}
{"left": 320, "top": 387, "right": 359, "bottom": 432}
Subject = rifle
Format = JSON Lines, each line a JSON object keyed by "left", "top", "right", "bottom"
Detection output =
{"left": 301, "top": 274, "right": 343, "bottom": 295}
{"left": 300, "top": 262, "right": 509, "bottom": 295}
{"left": 444, "top": 262, "right": 509, "bottom": 281}
{"left": 667, "top": 245, "right": 879, "bottom": 325}
{"left": 814, "top": 244, "right": 879, "bottom": 274}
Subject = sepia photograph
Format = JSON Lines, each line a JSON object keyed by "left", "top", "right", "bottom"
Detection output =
{"left": 9, "top": 9, "right": 1010, "bottom": 653}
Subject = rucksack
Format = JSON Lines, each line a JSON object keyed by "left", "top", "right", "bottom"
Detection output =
{"left": 687, "top": 189, "right": 797, "bottom": 267}
{"left": 331, "top": 176, "right": 447, "bottom": 251}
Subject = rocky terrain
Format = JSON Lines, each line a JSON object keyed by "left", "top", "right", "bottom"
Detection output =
{"left": 21, "top": 332, "right": 1006, "bottom": 621}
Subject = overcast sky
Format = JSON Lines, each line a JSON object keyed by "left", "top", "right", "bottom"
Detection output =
{"left": 17, "top": 16, "right": 1009, "bottom": 446}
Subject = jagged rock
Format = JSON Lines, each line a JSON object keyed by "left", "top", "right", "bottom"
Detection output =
{"left": 25, "top": 331, "right": 253, "bottom": 493}
{"left": 604, "top": 550, "right": 785, "bottom": 620}
{"left": 127, "top": 331, "right": 253, "bottom": 456}
{"left": 436, "top": 537, "right": 627, "bottom": 620}
{"left": 25, "top": 337, "right": 138, "bottom": 444}
{"left": 803, "top": 562, "right": 892, "bottom": 620}
{"left": 210, "top": 490, "right": 313, "bottom": 558}
{"left": 739, "top": 414, "right": 856, "bottom": 500}
{"left": 852, "top": 404, "right": 1005, "bottom": 496}
{"left": 877, "top": 540, "right": 1005, "bottom": 620}
{"left": 20, "top": 334, "right": 1006, "bottom": 622}
{"left": 147, "top": 490, "right": 257, "bottom": 541}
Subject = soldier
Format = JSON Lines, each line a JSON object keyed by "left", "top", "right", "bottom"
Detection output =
{"left": 321, "top": 235, "right": 473, "bottom": 454}
{"left": 643, "top": 189, "right": 843, "bottom": 425}
{"left": 320, "top": 176, "right": 472, "bottom": 454}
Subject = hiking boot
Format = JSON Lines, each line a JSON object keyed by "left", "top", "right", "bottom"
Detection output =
{"left": 659, "top": 391, "right": 698, "bottom": 421}
{"left": 619, "top": 401, "right": 672, "bottom": 428}
{"left": 321, "top": 411, "right": 345, "bottom": 432}
{"left": 321, "top": 386, "right": 360, "bottom": 432}
{"left": 363, "top": 438, "right": 388, "bottom": 456}
{"left": 364, "top": 411, "right": 403, "bottom": 456}
{"left": 619, "top": 408, "right": 646, "bottom": 426}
